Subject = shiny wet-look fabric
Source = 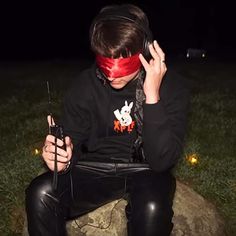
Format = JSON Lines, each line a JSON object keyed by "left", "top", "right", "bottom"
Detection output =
{"left": 25, "top": 162, "right": 176, "bottom": 236}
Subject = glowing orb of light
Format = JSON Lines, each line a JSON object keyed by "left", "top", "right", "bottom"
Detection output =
{"left": 34, "top": 148, "right": 40, "bottom": 155}
{"left": 186, "top": 153, "right": 199, "bottom": 166}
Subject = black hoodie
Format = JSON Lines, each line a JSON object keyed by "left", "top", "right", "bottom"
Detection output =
{"left": 61, "top": 64, "right": 190, "bottom": 172}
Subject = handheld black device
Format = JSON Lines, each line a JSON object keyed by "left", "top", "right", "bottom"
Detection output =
{"left": 46, "top": 81, "right": 66, "bottom": 191}
{"left": 47, "top": 81, "right": 66, "bottom": 145}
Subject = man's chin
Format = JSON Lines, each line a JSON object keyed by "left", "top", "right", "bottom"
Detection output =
{"left": 110, "top": 83, "right": 126, "bottom": 89}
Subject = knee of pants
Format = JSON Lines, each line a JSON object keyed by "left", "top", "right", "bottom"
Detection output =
{"left": 126, "top": 196, "right": 174, "bottom": 236}
{"left": 25, "top": 172, "right": 54, "bottom": 212}
{"left": 128, "top": 196, "right": 174, "bottom": 221}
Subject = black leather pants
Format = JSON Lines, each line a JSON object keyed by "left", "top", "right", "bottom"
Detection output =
{"left": 25, "top": 162, "right": 176, "bottom": 236}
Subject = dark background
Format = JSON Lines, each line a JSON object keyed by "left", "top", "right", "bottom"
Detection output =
{"left": 1, "top": 0, "right": 235, "bottom": 61}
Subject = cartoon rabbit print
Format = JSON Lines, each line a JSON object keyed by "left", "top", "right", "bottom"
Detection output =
{"left": 114, "top": 100, "right": 133, "bottom": 126}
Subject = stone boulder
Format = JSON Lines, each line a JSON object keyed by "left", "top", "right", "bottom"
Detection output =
{"left": 23, "top": 180, "right": 226, "bottom": 236}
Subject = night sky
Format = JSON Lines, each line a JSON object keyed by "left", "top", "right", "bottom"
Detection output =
{"left": 1, "top": 0, "right": 235, "bottom": 61}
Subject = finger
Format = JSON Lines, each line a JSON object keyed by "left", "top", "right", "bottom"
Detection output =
{"left": 46, "top": 153, "right": 68, "bottom": 163}
{"left": 45, "top": 135, "right": 64, "bottom": 147}
{"left": 65, "top": 136, "right": 72, "bottom": 148}
{"left": 42, "top": 144, "right": 48, "bottom": 153}
{"left": 148, "top": 43, "right": 161, "bottom": 62}
{"left": 65, "top": 136, "right": 73, "bottom": 160}
{"left": 46, "top": 160, "right": 68, "bottom": 172}
{"left": 153, "top": 40, "right": 165, "bottom": 61}
{"left": 47, "top": 115, "right": 55, "bottom": 126}
{"left": 162, "top": 61, "right": 167, "bottom": 70}
{"left": 46, "top": 144, "right": 68, "bottom": 157}
{"left": 149, "top": 59, "right": 155, "bottom": 67}
{"left": 139, "top": 53, "right": 150, "bottom": 70}
{"left": 54, "top": 154, "right": 69, "bottom": 163}
{"left": 44, "top": 135, "right": 67, "bottom": 159}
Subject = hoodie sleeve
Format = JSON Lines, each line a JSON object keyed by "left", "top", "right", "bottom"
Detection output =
{"left": 143, "top": 72, "right": 190, "bottom": 172}
{"left": 61, "top": 84, "right": 91, "bottom": 159}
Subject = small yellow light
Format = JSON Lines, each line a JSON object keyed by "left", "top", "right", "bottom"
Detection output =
{"left": 186, "top": 153, "right": 199, "bottom": 165}
{"left": 34, "top": 148, "right": 40, "bottom": 155}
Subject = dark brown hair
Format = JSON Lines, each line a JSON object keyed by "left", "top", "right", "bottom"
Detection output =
{"left": 90, "top": 4, "right": 152, "bottom": 58}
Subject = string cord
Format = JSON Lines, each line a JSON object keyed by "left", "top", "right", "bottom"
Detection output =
{"left": 52, "top": 137, "right": 58, "bottom": 191}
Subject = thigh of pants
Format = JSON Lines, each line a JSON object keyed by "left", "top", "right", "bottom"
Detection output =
{"left": 68, "top": 162, "right": 127, "bottom": 218}
{"left": 68, "top": 162, "right": 175, "bottom": 222}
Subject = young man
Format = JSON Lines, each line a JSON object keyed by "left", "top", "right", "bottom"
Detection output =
{"left": 25, "top": 4, "right": 190, "bottom": 236}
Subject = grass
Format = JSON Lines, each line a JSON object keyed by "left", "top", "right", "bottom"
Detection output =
{"left": 0, "top": 57, "right": 235, "bottom": 235}
{"left": 174, "top": 58, "right": 236, "bottom": 235}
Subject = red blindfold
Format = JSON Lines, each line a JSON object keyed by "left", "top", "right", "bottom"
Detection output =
{"left": 96, "top": 53, "right": 141, "bottom": 78}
